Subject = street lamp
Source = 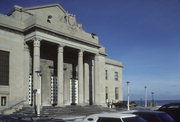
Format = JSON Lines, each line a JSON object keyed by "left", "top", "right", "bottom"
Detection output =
{"left": 33, "top": 89, "right": 37, "bottom": 115}
{"left": 126, "top": 81, "right": 130, "bottom": 110}
{"left": 144, "top": 86, "right": 147, "bottom": 108}
{"left": 151, "top": 92, "right": 154, "bottom": 107}
{"left": 35, "top": 70, "right": 42, "bottom": 116}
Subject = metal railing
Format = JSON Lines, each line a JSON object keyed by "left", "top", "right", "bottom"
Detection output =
{"left": 0, "top": 100, "right": 26, "bottom": 114}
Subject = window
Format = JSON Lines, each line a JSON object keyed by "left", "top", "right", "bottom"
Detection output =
{"left": 105, "top": 70, "right": 108, "bottom": 80}
{"left": 168, "top": 105, "right": 179, "bottom": 109}
{"left": 115, "top": 87, "right": 119, "bottom": 100}
{"left": 98, "top": 117, "right": 122, "bottom": 122}
{"left": 114, "top": 72, "right": 118, "bottom": 81}
{"left": 1, "top": 96, "right": 7, "bottom": 106}
{"left": 122, "top": 117, "right": 146, "bottom": 122}
{"left": 105, "top": 87, "right": 108, "bottom": 100}
{"left": 0, "top": 50, "right": 9, "bottom": 85}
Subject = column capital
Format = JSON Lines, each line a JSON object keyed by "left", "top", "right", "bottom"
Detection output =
{"left": 58, "top": 43, "right": 65, "bottom": 47}
{"left": 32, "top": 37, "right": 42, "bottom": 41}
{"left": 58, "top": 44, "right": 64, "bottom": 53}
{"left": 33, "top": 37, "right": 42, "bottom": 47}
{"left": 78, "top": 49, "right": 84, "bottom": 56}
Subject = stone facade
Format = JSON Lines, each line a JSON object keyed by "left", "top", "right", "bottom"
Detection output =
{"left": 0, "top": 4, "right": 123, "bottom": 110}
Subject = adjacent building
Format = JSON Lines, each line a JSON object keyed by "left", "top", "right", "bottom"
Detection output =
{"left": 0, "top": 4, "right": 123, "bottom": 110}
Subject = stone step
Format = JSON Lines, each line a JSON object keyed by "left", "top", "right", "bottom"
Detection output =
{"left": 15, "top": 105, "right": 116, "bottom": 118}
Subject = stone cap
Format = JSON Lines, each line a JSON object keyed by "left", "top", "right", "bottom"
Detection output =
{"left": 105, "top": 58, "right": 123, "bottom": 67}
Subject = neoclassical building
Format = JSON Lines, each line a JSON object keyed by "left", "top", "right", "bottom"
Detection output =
{"left": 0, "top": 4, "right": 123, "bottom": 111}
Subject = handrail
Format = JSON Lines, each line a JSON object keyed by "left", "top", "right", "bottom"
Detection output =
{"left": 0, "top": 100, "right": 26, "bottom": 114}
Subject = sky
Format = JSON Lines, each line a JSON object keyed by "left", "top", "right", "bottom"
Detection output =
{"left": 0, "top": 0, "right": 180, "bottom": 101}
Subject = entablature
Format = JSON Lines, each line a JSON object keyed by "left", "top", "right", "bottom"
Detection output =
{"left": 24, "top": 31, "right": 100, "bottom": 55}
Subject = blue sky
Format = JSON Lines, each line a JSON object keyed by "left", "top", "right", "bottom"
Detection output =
{"left": 0, "top": 0, "right": 180, "bottom": 100}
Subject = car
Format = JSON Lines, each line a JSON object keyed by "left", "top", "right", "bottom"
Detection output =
{"left": 112, "top": 101, "right": 138, "bottom": 108}
{"left": 158, "top": 103, "right": 180, "bottom": 122}
{"left": 121, "top": 110, "right": 175, "bottom": 122}
{"left": 35, "top": 119, "right": 66, "bottom": 122}
{"left": 0, "top": 114, "right": 32, "bottom": 122}
{"left": 64, "top": 116, "right": 86, "bottom": 122}
{"left": 0, "top": 114, "right": 66, "bottom": 122}
{"left": 80, "top": 112, "right": 146, "bottom": 122}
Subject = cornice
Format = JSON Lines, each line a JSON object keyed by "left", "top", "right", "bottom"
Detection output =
{"left": 0, "top": 25, "right": 23, "bottom": 35}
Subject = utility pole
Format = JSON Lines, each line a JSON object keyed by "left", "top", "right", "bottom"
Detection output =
{"left": 144, "top": 86, "right": 147, "bottom": 108}
{"left": 126, "top": 81, "right": 130, "bottom": 110}
{"left": 151, "top": 92, "right": 154, "bottom": 107}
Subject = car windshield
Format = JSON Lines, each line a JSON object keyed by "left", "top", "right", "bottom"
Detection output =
{"left": 122, "top": 116, "right": 146, "bottom": 122}
{"left": 159, "top": 113, "right": 175, "bottom": 122}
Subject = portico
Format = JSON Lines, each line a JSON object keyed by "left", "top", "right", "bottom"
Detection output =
{"left": 25, "top": 36, "right": 100, "bottom": 107}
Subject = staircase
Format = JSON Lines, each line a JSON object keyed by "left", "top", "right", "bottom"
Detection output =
{"left": 15, "top": 105, "right": 117, "bottom": 118}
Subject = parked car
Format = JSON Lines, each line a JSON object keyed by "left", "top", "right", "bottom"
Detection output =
{"left": 0, "top": 114, "right": 32, "bottom": 122}
{"left": 0, "top": 114, "right": 66, "bottom": 122}
{"left": 122, "top": 110, "right": 175, "bottom": 122}
{"left": 158, "top": 103, "right": 180, "bottom": 122}
{"left": 36, "top": 119, "right": 66, "bottom": 122}
{"left": 112, "top": 101, "right": 138, "bottom": 108}
{"left": 80, "top": 112, "right": 146, "bottom": 122}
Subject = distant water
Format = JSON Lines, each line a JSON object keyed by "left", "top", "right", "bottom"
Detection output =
{"left": 134, "top": 100, "right": 180, "bottom": 107}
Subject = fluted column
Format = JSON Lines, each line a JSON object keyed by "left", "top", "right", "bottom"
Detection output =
{"left": 78, "top": 50, "right": 84, "bottom": 104}
{"left": 57, "top": 45, "right": 64, "bottom": 105}
{"left": 33, "top": 37, "right": 41, "bottom": 115}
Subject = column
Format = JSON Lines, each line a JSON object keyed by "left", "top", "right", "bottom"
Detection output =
{"left": 24, "top": 43, "right": 30, "bottom": 104}
{"left": 94, "top": 54, "right": 99, "bottom": 104}
{"left": 78, "top": 50, "right": 84, "bottom": 104}
{"left": 90, "top": 57, "right": 95, "bottom": 105}
{"left": 33, "top": 37, "right": 41, "bottom": 115}
{"left": 89, "top": 56, "right": 94, "bottom": 105}
{"left": 57, "top": 44, "right": 64, "bottom": 105}
{"left": 84, "top": 60, "right": 89, "bottom": 104}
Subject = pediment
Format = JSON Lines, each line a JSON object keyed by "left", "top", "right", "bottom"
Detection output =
{"left": 23, "top": 4, "right": 66, "bottom": 21}
{"left": 22, "top": 4, "right": 82, "bottom": 30}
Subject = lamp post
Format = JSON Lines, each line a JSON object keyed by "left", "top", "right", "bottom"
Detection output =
{"left": 126, "top": 81, "right": 130, "bottom": 110}
{"left": 144, "top": 86, "right": 147, "bottom": 108}
{"left": 33, "top": 89, "right": 37, "bottom": 115}
{"left": 151, "top": 92, "right": 154, "bottom": 107}
{"left": 35, "top": 70, "right": 42, "bottom": 116}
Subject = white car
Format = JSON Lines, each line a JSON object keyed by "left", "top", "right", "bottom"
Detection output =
{"left": 79, "top": 112, "right": 146, "bottom": 122}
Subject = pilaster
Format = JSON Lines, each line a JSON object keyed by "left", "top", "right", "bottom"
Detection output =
{"left": 23, "top": 43, "right": 30, "bottom": 104}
